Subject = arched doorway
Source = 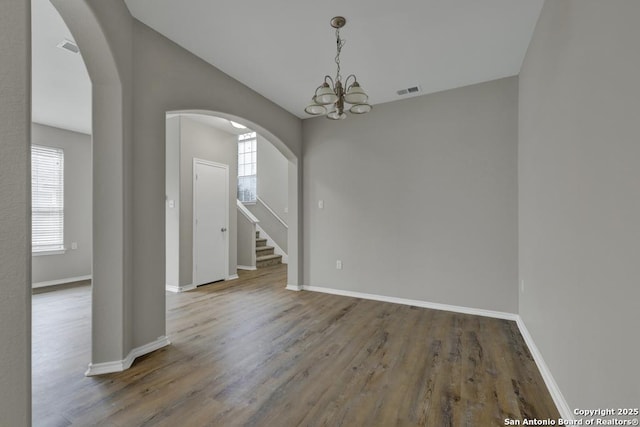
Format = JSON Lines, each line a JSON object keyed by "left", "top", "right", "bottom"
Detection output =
{"left": 50, "top": 0, "right": 136, "bottom": 373}
{"left": 166, "top": 110, "right": 300, "bottom": 289}
{"left": 48, "top": 0, "right": 302, "bottom": 377}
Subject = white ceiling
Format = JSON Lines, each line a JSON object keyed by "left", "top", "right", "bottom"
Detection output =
{"left": 31, "top": 0, "right": 544, "bottom": 133}
{"left": 31, "top": 0, "right": 91, "bottom": 135}
{"left": 124, "top": 0, "right": 544, "bottom": 118}
{"left": 168, "top": 113, "right": 254, "bottom": 136}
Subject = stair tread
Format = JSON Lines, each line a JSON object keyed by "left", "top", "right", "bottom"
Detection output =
{"left": 256, "top": 245, "right": 274, "bottom": 251}
{"left": 256, "top": 254, "right": 282, "bottom": 261}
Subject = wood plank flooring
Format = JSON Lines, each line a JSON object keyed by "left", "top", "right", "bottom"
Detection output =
{"left": 32, "top": 265, "right": 559, "bottom": 426}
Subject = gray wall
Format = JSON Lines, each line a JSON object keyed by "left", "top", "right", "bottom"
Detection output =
{"left": 519, "top": 0, "right": 640, "bottom": 411}
{"left": 257, "top": 134, "right": 288, "bottom": 224}
{"left": 247, "top": 200, "right": 288, "bottom": 252}
{"left": 303, "top": 77, "right": 519, "bottom": 313}
{"left": 165, "top": 116, "right": 180, "bottom": 288}
{"left": 31, "top": 0, "right": 303, "bottom": 376}
{"left": 0, "top": 0, "right": 31, "bottom": 423}
{"left": 237, "top": 210, "right": 255, "bottom": 268}
{"left": 31, "top": 123, "right": 92, "bottom": 285}
{"left": 53, "top": 0, "right": 136, "bottom": 366}
{"left": 131, "top": 19, "right": 302, "bottom": 350}
{"left": 179, "top": 116, "right": 238, "bottom": 285}
{"left": 1, "top": 0, "right": 302, "bottom": 417}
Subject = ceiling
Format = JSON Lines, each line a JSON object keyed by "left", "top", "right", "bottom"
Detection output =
{"left": 32, "top": 0, "right": 91, "bottom": 135}
{"left": 31, "top": 0, "right": 544, "bottom": 133}
{"left": 167, "top": 113, "right": 254, "bottom": 136}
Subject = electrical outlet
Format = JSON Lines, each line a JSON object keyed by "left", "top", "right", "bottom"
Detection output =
{"left": 336, "top": 260, "right": 342, "bottom": 270}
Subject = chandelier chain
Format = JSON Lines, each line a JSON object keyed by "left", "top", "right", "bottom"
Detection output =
{"left": 334, "top": 28, "right": 345, "bottom": 83}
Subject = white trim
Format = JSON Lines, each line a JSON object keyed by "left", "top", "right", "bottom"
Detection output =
{"left": 286, "top": 284, "right": 302, "bottom": 291}
{"left": 237, "top": 265, "right": 257, "bottom": 271}
{"left": 296, "top": 284, "right": 568, "bottom": 418}
{"left": 236, "top": 199, "right": 259, "bottom": 223}
{"left": 192, "top": 158, "right": 229, "bottom": 286}
{"left": 257, "top": 196, "right": 288, "bottom": 229}
{"left": 300, "top": 285, "right": 518, "bottom": 321}
{"left": 515, "top": 316, "right": 573, "bottom": 420}
{"left": 226, "top": 274, "right": 239, "bottom": 280}
{"left": 85, "top": 336, "right": 171, "bottom": 376}
{"left": 32, "top": 249, "right": 67, "bottom": 257}
{"left": 32, "top": 274, "right": 92, "bottom": 289}
{"left": 165, "top": 283, "right": 196, "bottom": 293}
{"left": 256, "top": 224, "right": 288, "bottom": 264}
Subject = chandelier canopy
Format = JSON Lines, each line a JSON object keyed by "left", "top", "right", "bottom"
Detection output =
{"left": 305, "top": 16, "right": 372, "bottom": 120}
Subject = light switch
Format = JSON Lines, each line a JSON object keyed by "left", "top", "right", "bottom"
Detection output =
{"left": 71, "top": 242, "right": 78, "bottom": 250}
{"left": 336, "top": 260, "right": 342, "bottom": 270}
{"left": 168, "top": 200, "right": 175, "bottom": 208}
{"left": 318, "top": 200, "right": 324, "bottom": 209}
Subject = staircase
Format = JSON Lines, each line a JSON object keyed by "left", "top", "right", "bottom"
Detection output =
{"left": 255, "top": 230, "right": 282, "bottom": 268}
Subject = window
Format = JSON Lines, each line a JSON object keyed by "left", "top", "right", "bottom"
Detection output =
{"left": 237, "top": 131, "right": 257, "bottom": 202}
{"left": 31, "top": 145, "right": 64, "bottom": 253}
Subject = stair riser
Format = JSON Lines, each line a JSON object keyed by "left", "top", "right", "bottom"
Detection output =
{"left": 256, "top": 247, "right": 274, "bottom": 256}
{"left": 256, "top": 239, "right": 267, "bottom": 247}
{"left": 257, "top": 257, "right": 282, "bottom": 268}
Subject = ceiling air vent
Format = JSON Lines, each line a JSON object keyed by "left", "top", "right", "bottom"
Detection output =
{"left": 396, "top": 86, "right": 421, "bottom": 96}
{"left": 56, "top": 39, "right": 79, "bottom": 54}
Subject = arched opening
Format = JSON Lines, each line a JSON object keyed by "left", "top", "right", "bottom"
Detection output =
{"left": 49, "top": 0, "right": 135, "bottom": 376}
{"left": 31, "top": 1, "right": 93, "bottom": 422}
{"left": 13, "top": 0, "right": 303, "bottom": 423}
{"left": 165, "top": 110, "right": 299, "bottom": 291}
{"left": 38, "top": 0, "right": 302, "bottom": 386}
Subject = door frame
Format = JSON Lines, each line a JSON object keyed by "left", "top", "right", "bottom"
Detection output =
{"left": 192, "top": 158, "right": 229, "bottom": 285}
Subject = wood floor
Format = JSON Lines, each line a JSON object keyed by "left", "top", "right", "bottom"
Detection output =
{"left": 33, "top": 265, "right": 559, "bottom": 426}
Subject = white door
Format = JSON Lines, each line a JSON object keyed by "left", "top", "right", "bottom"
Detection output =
{"left": 193, "top": 159, "right": 228, "bottom": 286}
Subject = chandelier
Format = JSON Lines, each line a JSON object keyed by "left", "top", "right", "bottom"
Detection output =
{"left": 304, "top": 16, "right": 372, "bottom": 120}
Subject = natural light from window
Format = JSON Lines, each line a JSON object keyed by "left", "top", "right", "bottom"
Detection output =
{"left": 31, "top": 145, "right": 64, "bottom": 253}
{"left": 238, "top": 131, "right": 257, "bottom": 203}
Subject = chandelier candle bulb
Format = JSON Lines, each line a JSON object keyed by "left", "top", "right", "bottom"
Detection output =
{"left": 304, "top": 16, "right": 372, "bottom": 120}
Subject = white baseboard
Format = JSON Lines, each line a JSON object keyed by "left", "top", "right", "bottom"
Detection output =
{"left": 300, "top": 285, "right": 575, "bottom": 420}
{"left": 237, "top": 265, "right": 257, "bottom": 271}
{"left": 226, "top": 274, "right": 239, "bottom": 280}
{"left": 297, "top": 284, "right": 569, "bottom": 419}
{"left": 515, "top": 316, "right": 573, "bottom": 420}
{"left": 285, "top": 284, "right": 302, "bottom": 291}
{"left": 33, "top": 274, "right": 92, "bottom": 289}
{"left": 166, "top": 283, "right": 196, "bottom": 293}
{"left": 85, "top": 336, "right": 170, "bottom": 376}
{"left": 301, "top": 285, "right": 518, "bottom": 321}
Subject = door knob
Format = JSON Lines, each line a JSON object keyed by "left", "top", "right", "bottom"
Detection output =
{"left": 221, "top": 227, "right": 227, "bottom": 232}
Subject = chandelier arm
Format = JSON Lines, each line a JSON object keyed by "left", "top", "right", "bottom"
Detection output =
{"left": 323, "top": 75, "right": 335, "bottom": 88}
{"left": 344, "top": 74, "right": 357, "bottom": 89}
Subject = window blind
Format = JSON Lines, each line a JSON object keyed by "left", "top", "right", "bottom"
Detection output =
{"left": 31, "top": 145, "right": 64, "bottom": 252}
